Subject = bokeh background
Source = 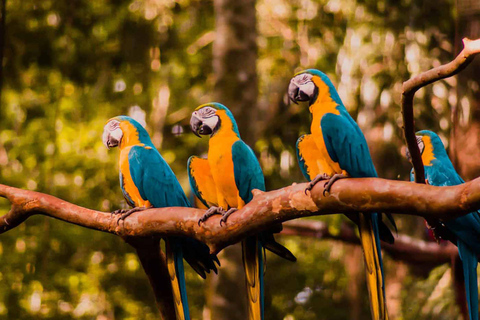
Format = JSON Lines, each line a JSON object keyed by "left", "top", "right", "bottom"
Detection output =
{"left": 0, "top": 0, "right": 480, "bottom": 319}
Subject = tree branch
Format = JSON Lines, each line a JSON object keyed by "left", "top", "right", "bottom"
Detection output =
{"left": 401, "top": 37, "right": 480, "bottom": 184}
{"left": 281, "top": 220, "right": 458, "bottom": 268}
{"left": 2, "top": 177, "right": 480, "bottom": 254}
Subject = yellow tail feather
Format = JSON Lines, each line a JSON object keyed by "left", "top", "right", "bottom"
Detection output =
{"left": 166, "top": 240, "right": 186, "bottom": 320}
{"left": 242, "top": 236, "right": 262, "bottom": 320}
{"left": 358, "top": 214, "right": 389, "bottom": 320}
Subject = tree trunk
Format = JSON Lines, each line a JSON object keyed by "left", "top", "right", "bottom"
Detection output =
{"left": 213, "top": 0, "right": 258, "bottom": 145}
{"left": 451, "top": 2, "right": 480, "bottom": 179}
{"left": 206, "top": 0, "right": 259, "bottom": 317}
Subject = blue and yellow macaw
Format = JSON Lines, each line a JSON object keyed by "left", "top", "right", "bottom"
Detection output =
{"left": 103, "top": 116, "right": 219, "bottom": 320}
{"left": 187, "top": 103, "right": 296, "bottom": 320}
{"left": 288, "top": 69, "right": 396, "bottom": 320}
{"left": 408, "top": 130, "right": 480, "bottom": 320}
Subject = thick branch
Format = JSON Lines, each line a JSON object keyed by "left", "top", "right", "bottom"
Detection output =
{"left": 2, "top": 178, "right": 480, "bottom": 253}
{"left": 282, "top": 220, "right": 458, "bottom": 267}
{"left": 402, "top": 37, "right": 480, "bottom": 184}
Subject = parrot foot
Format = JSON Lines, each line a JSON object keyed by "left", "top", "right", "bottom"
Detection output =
{"left": 304, "top": 173, "right": 331, "bottom": 195}
{"left": 112, "top": 207, "right": 147, "bottom": 225}
{"left": 219, "top": 208, "right": 238, "bottom": 226}
{"left": 198, "top": 206, "right": 226, "bottom": 226}
{"left": 322, "top": 173, "right": 348, "bottom": 196}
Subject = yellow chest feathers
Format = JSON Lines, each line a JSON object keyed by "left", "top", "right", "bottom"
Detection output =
{"left": 208, "top": 133, "right": 243, "bottom": 209}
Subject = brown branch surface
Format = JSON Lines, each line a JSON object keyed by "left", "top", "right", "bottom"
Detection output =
{"left": 2, "top": 178, "right": 480, "bottom": 254}
{"left": 282, "top": 220, "right": 458, "bottom": 267}
{"left": 402, "top": 37, "right": 480, "bottom": 184}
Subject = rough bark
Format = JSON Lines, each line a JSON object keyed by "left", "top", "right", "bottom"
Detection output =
{"left": 1, "top": 176, "right": 480, "bottom": 318}
{"left": 213, "top": 0, "right": 258, "bottom": 145}
{"left": 2, "top": 178, "right": 480, "bottom": 254}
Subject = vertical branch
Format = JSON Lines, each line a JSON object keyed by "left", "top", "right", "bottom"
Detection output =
{"left": 401, "top": 37, "right": 480, "bottom": 235}
{"left": 213, "top": 0, "right": 258, "bottom": 145}
{"left": 402, "top": 37, "right": 480, "bottom": 233}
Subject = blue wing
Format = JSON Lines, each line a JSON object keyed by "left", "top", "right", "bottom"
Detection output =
{"left": 232, "top": 140, "right": 265, "bottom": 204}
{"left": 129, "top": 146, "right": 219, "bottom": 278}
{"left": 321, "top": 112, "right": 377, "bottom": 178}
{"left": 128, "top": 146, "right": 190, "bottom": 208}
{"left": 322, "top": 113, "right": 396, "bottom": 238}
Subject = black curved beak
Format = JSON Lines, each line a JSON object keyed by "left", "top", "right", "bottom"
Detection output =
{"left": 288, "top": 81, "right": 311, "bottom": 104}
{"left": 288, "top": 82, "right": 300, "bottom": 104}
{"left": 190, "top": 114, "right": 203, "bottom": 137}
{"left": 405, "top": 148, "right": 411, "bottom": 161}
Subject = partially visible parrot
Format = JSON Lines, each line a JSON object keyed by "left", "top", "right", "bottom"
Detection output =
{"left": 407, "top": 130, "right": 480, "bottom": 320}
{"left": 188, "top": 103, "right": 296, "bottom": 320}
{"left": 288, "top": 69, "right": 396, "bottom": 320}
{"left": 102, "top": 116, "right": 219, "bottom": 320}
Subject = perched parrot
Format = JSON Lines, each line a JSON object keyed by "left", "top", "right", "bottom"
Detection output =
{"left": 102, "top": 116, "right": 219, "bottom": 320}
{"left": 407, "top": 130, "right": 480, "bottom": 320}
{"left": 288, "top": 69, "right": 396, "bottom": 320}
{"left": 188, "top": 103, "right": 296, "bottom": 320}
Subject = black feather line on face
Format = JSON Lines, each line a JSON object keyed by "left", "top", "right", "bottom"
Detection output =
{"left": 211, "top": 117, "right": 221, "bottom": 136}
{"left": 310, "top": 85, "right": 319, "bottom": 106}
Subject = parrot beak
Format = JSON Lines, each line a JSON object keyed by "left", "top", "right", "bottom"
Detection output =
{"left": 288, "top": 78, "right": 311, "bottom": 104}
{"left": 102, "top": 131, "right": 112, "bottom": 149}
{"left": 287, "top": 82, "right": 299, "bottom": 105}
{"left": 102, "top": 120, "right": 123, "bottom": 149}
{"left": 405, "top": 148, "right": 411, "bottom": 161}
{"left": 190, "top": 114, "right": 203, "bottom": 138}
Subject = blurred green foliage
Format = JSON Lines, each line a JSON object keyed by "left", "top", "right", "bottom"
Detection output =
{"left": 0, "top": 0, "right": 471, "bottom": 319}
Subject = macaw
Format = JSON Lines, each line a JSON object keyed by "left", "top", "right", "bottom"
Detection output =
{"left": 188, "top": 103, "right": 296, "bottom": 320}
{"left": 288, "top": 69, "right": 396, "bottom": 320}
{"left": 102, "top": 116, "right": 219, "bottom": 320}
{"left": 407, "top": 130, "right": 480, "bottom": 320}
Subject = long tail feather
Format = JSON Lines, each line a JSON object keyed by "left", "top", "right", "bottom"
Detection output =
{"left": 242, "top": 236, "right": 264, "bottom": 320}
{"left": 458, "top": 241, "right": 478, "bottom": 320}
{"left": 358, "top": 213, "right": 389, "bottom": 320}
{"left": 262, "top": 232, "right": 297, "bottom": 262}
{"left": 166, "top": 239, "right": 191, "bottom": 320}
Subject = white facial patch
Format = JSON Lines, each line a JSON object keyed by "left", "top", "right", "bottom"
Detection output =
{"left": 103, "top": 120, "right": 123, "bottom": 148}
{"left": 202, "top": 115, "right": 219, "bottom": 130}
{"left": 292, "top": 74, "right": 315, "bottom": 97}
